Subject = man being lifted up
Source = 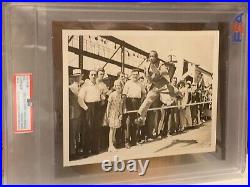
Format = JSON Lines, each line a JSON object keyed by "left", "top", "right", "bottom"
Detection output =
{"left": 135, "top": 50, "right": 175, "bottom": 125}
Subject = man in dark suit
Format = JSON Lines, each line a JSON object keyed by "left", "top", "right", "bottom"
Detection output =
{"left": 69, "top": 68, "right": 83, "bottom": 160}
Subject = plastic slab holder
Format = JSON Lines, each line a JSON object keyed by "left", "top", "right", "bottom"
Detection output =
{"left": 2, "top": 3, "right": 248, "bottom": 184}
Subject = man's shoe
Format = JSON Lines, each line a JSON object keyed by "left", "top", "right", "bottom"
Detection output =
{"left": 148, "top": 138, "right": 154, "bottom": 142}
{"left": 125, "top": 143, "right": 131, "bottom": 149}
{"left": 138, "top": 140, "right": 145, "bottom": 144}
{"left": 134, "top": 117, "right": 145, "bottom": 126}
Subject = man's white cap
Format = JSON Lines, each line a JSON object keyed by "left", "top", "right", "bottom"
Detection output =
{"left": 72, "top": 69, "right": 81, "bottom": 76}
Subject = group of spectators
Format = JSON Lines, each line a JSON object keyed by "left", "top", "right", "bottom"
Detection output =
{"left": 68, "top": 50, "right": 212, "bottom": 160}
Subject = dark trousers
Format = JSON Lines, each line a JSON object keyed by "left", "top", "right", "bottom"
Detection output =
{"left": 99, "top": 102, "right": 109, "bottom": 151}
{"left": 125, "top": 98, "right": 141, "bottom": 146}
{"left": 138, "top": 121, "right": 149, "bottom": 141}
{"left": 116, "top": 121, "right": 125, "bottom": 148}
{"left": 69, "top": 118, "right": 80, "bottom": 158}
{"left": 162, "top": 107, "right": 179, "bottom": 135}
{"left": 84, "top": 102, "right": 101, "bottom": 154}
{"left": 146, "top": 97, "right": 162, "bottom": 138}
{"left": 191, "top": 105, "right": 198, "bottom": 124}
{"left": 174, "top": 108, "right": 180, "bottom": 132}
{"left": 80, "top": 109, "right": 87, "bottom": 154}
{"left": 161, "top": 108, "right": 171, "bottom": 136}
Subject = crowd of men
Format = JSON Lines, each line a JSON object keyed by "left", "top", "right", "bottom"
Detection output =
{"left": 68, "top": 50, "right": 213, "bottom": 160}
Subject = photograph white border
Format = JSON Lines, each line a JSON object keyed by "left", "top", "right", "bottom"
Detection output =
{"left": 62, "top": 30, "right": 219, "bottom": 167}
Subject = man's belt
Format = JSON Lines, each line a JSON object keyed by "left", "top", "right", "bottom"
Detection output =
{"left": 127, "top": 97, "right": 141, "bottom": 100}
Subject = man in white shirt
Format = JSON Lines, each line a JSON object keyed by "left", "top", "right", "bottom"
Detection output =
{"left": 78, "top": 70, "right": 101, "bottom": 155}
{"left": 117, "top": 71, "right": 126, "bottom": 88}
{"left": 123, "top": 69, "right": 146, "bottom": 148}
{"left": 96, "top": 68, "right": 110, "bottom": 98}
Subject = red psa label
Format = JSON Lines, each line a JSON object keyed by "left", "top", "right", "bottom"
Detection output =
{"left": 13, "top": 73, "right": 33, "bottom": 133}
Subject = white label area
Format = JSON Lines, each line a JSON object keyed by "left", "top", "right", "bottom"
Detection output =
{"left": 14, "top": 73, "right": 33, "bottom": 133}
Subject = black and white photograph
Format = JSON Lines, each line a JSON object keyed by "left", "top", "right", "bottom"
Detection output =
{"left": 62, "top": 30, "right": 219, "bottom": 166}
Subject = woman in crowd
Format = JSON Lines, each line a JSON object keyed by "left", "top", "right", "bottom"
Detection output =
{"left": 191, "top": 83, "right": 199, "bottom": 126}
{"left": 178, "top": 80, "right": 189, "bottom": 132}
{"left": 203, "top": 84, "right": 212, "bottom": 121}
{"left": 185, "top": 81, "right": 193, "bottom": 128}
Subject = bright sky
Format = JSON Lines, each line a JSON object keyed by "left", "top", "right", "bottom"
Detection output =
{"left": 66, "top": 30, "right": 219, "bottom": 77}
{"left": 110, "top": 31, "right": 219, "bottom": 73}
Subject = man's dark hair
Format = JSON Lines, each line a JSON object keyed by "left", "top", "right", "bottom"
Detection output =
{"left": 89, "top": 70, "right": 97, "bottom": 75}
{"left": 117, "top": 71, "right": 125, "bottom": 77}
{"left": 139, "top": 76, "right": 144, "bottom": 80}
{"left": 171, "top": 76, "right": 177, "bottom": 82}
{"left": 97, "top": 68, "right": 105, "bottom": 74}
{"left": 131, "top": 69, "right": 140, "bottom": 74}
{"left": 178, "top": 80, "right": 185, "bottom": 88}
{"left": 150, "top": 50, "right": 159, "bottom": 58}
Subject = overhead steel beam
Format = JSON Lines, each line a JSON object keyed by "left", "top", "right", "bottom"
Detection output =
{"left": 79, "top": 36, "right": 83, "bottom": 69}
{"left": 101, "top": 36, "right": 149, "bottom": 57}
{"left": 68, "top": 46, "right": 143, "bottom": 72}
{"left": 103, "top": 45, "right": 122, "bottom": 68}
{"left": 68, "top": 35, "right": 74, "bottom": 43}
{"left": 101, "top": 35, "right": 170, "bottom": 65}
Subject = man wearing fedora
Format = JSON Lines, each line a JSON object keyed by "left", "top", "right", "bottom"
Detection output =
{"left": 69, "top": 68, "right": 83, "bottom": 160}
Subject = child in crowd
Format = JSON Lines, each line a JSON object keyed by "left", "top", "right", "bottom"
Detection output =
{"left": 106, "top": 80, "right": 123, "bottom": 152}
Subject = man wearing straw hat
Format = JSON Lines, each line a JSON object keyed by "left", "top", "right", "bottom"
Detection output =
{"left": 69, "top": 68, "right": 83, "bottom": 160}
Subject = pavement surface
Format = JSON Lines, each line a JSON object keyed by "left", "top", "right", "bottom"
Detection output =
{"left": 70, "top": 120, "right": 213, "bottom": 166}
